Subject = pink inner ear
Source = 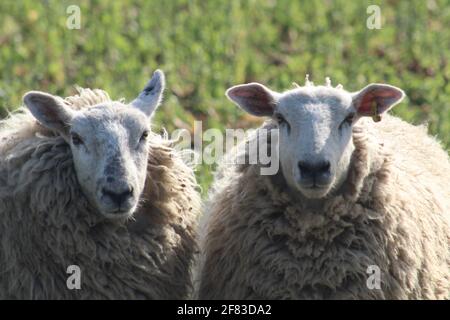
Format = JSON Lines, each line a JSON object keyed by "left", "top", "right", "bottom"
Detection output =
{"left": 230, "top": 85, "right": 274, "bottom": 116}
{"left": 357, "top": 88, "right": 402, "bottom": 115}
{"left": 358, "top": 91, "right": 378, "bottom": 115}
{"left": 232, "top": 86, "right": 270, "bottom": 103}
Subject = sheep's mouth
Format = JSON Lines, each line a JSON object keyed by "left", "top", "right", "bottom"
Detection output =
{"left": 298, "top": 176, "right": 333, "bottom": 189}
{"left": 303, "top": 182, "right": 329, "bottom": 189}
{"left": 302, "top": 185, "right": 329, "bottom": 192}
{"left": 100, "top": 204, "right": 137, "bottom": 219}
{"left": 299, "top": 189, "right": 330, "bottom": 199}
{"left": 101, "top": 209, "right": 134, "bottom": 220}
{"left": 296, "top": 181, "right": 334, "bottom": 199}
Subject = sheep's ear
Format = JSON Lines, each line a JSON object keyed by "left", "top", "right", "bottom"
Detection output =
{"left": 352, "top": 83, "right": 405, "bottom": 122}
{"left": 23, "top": 91, "right": 74, "bottom": 138}
{"left": 130, "top": 69, "right": 165, "bottom": 117}
{"left": 226, "top": 83, "right": 277, "bottom": 117}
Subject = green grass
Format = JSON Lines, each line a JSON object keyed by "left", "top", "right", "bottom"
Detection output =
{"left": 1, "top": 0, "right": 450, "bottom": 193}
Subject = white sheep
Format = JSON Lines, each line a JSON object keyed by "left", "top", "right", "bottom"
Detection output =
{"left": 198, "top": 78, "right": 450, "bottom": 299}
{"left": 0, "top": 70, "right": 201, "bottom": 299}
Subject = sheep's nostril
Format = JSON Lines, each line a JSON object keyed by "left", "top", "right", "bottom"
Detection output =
{"left": 298, "top": 161, "right": 315, "bottom": 176}
{"left": 299, "top": 161, "right": 330, "bottom": 175}
{"left": 319, "top": 161, "right": 331, "bottom": 173}
{"left": 120, "top": 186, "right": 133, "bottom": 199}
{"left": 102, "top": 186, "right": 133, "bottom": 207}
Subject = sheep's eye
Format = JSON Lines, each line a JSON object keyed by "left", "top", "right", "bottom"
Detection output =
{"left": 140, "top": 130, "right": 149, "bottom": 142}
{"left": 340, "top": 114, "right": 354, "bottom": 129}
{"left": 275, "top": 113, "right": 286, "bottom": 124}
{"left": 275, "top": 113, "right": 288, "bottom": 126}
{"left": 275, "top": 113, "right": 291, "bottom": 133}
{"left": 346, "top": 114, "right": 355, "bottom": 124}
{"left": 71, "top": 133, "right": 83, "bottom": 146}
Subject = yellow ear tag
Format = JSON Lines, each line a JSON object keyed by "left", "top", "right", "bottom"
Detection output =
{"left": 371, "top": 101, "right": 381, "bottom": 122}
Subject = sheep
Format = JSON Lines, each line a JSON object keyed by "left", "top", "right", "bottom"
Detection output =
{"left": 0, "top": 70, "right": 201, "bottom": 299}
{"left": 198, "top": 78, "right": 450, "bottom": 299}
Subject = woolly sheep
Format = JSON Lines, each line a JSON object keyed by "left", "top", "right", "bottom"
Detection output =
{"left": 198, "top": 78, "right": 450, "bottom": 299}
{"left": 0, "top": 70, "right": 201, "bottom": 299}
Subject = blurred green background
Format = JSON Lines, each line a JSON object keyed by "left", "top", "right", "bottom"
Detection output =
{"left": 1, "top": 0, "right": 449, "bottom": 193}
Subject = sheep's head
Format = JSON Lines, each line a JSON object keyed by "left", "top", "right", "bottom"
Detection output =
{"left": 226, "top": 78, "right": 404, "bottom": 199}
{"left": 23, "top": 70, "right": 165, "bottom": 219}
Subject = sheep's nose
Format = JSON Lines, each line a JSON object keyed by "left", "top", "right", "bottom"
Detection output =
{"left": 298, "top": 161, "right": 331, "bottom": 185}
{"left": 102, "top": 186, "right": 134, "bottom": 206}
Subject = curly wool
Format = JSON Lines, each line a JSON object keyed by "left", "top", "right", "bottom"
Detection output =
{"left": 0, "top": 89, "right": 201, "bottom": 299}
{"left": 198, "top": 115, "right": 450, "bottom": 299}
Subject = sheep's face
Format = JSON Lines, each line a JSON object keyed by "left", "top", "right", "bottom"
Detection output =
{"left": 274, "top": 88, "right": 355, "bottom": 198}
{"left": 24, "top": 70, "right": 165, "bottom": 219}
{"left": 67, "top": 104, "right": 151, "bottom": 219}
{"left": 226, "top": 80, "right": 404, "bottom": 199}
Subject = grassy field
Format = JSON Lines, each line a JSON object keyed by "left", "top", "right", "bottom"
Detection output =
{"left": 1, "top": 0, "right": 449, "bottom": 193}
